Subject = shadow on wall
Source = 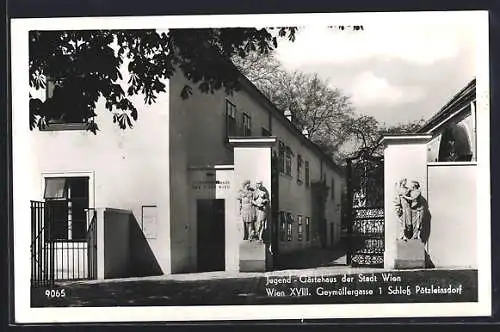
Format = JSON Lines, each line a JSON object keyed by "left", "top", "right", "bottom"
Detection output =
{"left": 419, "top": 197, "right": 434, "bottom": 268}
{"left": 129, "top": 214, "right": 163, "bottom": 277}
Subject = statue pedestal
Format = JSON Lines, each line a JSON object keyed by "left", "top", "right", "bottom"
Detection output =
{"left": 239, "top": 240, "right": 268, "bottom": 272}
{"left": 394, "top": 239, "right": 425, "bottom": 269}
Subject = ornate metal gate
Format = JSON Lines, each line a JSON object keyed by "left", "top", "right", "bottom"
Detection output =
{"left": 345, "top": 154, "right": 384, "bottom": 267}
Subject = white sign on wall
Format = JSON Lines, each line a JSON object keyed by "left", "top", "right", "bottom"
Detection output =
{"left": 189, "top": 168, "right": 234, "bottom": 199}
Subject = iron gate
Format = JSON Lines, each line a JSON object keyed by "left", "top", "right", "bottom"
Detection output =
{"left": 30, "top": 201, "right": 97, "bottom": 287}
{"left": 345, "top": 154, "right": 384, "bottom": 267}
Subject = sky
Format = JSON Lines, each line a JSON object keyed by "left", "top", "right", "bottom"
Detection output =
{"left": 272, "top": 16, "right": 480, "bottom": 126}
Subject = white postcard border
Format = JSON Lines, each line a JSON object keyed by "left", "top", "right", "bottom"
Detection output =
{"left": 11, "top": 11, "right": 491, "bottom": 323}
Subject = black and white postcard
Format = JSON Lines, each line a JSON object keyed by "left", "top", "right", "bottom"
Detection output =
{"left": 10, "top": 10, "right": 491, "bottom": 323}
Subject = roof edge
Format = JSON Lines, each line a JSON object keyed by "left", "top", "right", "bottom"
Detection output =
{"left": 418, "top": 78, "right": 476, "bottom": 133}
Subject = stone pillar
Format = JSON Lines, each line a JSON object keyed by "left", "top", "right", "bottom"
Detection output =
{"left": 381, "top": 135, "right": 432, "bottom": 269}
{"left": 229, "top": 137, "right": 277, "bottom": 272}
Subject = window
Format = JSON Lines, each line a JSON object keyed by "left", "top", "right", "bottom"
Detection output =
{"left": 285, "top": 146, "right": 293, "bottom": 176}
{"left": 305, "top": 161, "right": 310, "bottom": 187}
{"left": 225, "top": 100, "right": 237, "bottom": 137}
{"left": 331, "top": 177, "right": 335, "bottom": 200}
{"left": 278, "top": 141, "right": 285, "bottom": 173}
{"left": 41, "top": 77, "right": 94, "bottom": 130}
{"left": 262, "top": 127, "right": 271, "bottom": 136}
{"left": 297, "top": 215, "right": 303, "bottom": 241}
{"left": 286, "top": 212, "right": 294, "bottom": 241}
{"left": 279, "top": 211, "right": 287, "bottom": 241}
{"left": 242, "top": 113, "right": 252, "bottom": 136}
{"left": 278, "top": 142, "right": 294, "bottom": 176}
{"left": 44, "top": 177, "right": 89, "bottom": 241}
{"left": 305, "top": 217, "right": 310, "bottom": 241}
{"left": 297, "top": 154, "right": 303, "bottom": 183}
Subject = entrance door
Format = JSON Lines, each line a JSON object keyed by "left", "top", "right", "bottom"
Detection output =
{"left": 197, "top": 199, "right": 225, "bottom": 272}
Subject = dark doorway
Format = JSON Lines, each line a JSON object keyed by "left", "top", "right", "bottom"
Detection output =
{"left": 197, "top": 199, "right": 225, "bottom": 272}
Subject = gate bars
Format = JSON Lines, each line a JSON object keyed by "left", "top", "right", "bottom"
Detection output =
{"left": 345, "top": 155, "right": 385, "bottom": 267}
{"left": 30, "top": 201, "right": 97, "bottom": 287}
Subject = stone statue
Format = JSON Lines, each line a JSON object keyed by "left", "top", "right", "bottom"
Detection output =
{"left": 401, "top": 180, "right": 424, "bottom": 240}
{"left": 238, "top": 180, "right": 255, "bottom": 240}
{"left": 252, "top": 181, "right": 269, "bottom": 242}
{"left": 395, "top": 178, "right": 425, "bottom": 241}
{"left": 394, "top": 178, "right": 412, "bottom": 240}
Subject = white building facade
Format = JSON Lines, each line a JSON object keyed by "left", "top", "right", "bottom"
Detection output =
{"left": 28, "top": 67, "right": 345, "bottom": 280}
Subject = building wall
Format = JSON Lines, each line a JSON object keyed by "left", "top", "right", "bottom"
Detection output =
{"left": 29, "top": 83, "right": 172, "bottom": 275}
{"left": 170, "top": 71, "right": 235, "bottom": 167}
{"left": 175, "top": 73, "right": 345, "bottom": 255}
{"left": 270, "top": 115, "right": 344, "bottom": 253}
{"left": 427, "top": 164, "right": 477, "bottom": 268}
{"left": 168, "top": 72, "right": 197, "bottom": 273}
{"left": 325, "top": 167, "right": 344, "bottom": 246}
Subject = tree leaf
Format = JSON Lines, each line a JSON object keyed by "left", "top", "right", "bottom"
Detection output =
{"left": 130, "top": 108, "right": 138, "bottom": 121}
{"left": 126, "top": 114, "right": 133, "bottom": 129}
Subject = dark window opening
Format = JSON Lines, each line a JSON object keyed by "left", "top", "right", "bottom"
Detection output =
{"left": 297, "top": 154, "right": 303, "bottom": 183}
{"left": 438, "top": 123, "right": 473, "bottom": 162}
{"left": 305, "top": 161, "right": 310, "bottom": 187}
{"left": 44, "top": 177, "right": 89, "bottom": 241}
{"left": 225, "top": 100, "right": 237, "bottom": 138}
{"left": 43, "top": 76, "right": 95, "bottom": 127}
{"left": 285, "top": 147, "right": 293, "bottom": 176}
{"left": 305, "top": 217, "right": 310, "bottom": 241}
{"left": 331, "top": 177, "right": 335, "bottom": 200}
{"left": 297, "top": 215, "right": 303, "bottom": 241}
{"left": 286, "top": 212, "right": 294, "bottom": 241}
{"left": 242, "top": 113, "right": 252, "bottom": 136}
{"left": 279, "top": 211, "right": 287, "bottom": 241}
{"left": 278, "top": 141, "right": 285, "bottom": 173}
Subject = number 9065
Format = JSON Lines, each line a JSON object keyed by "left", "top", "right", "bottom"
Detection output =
{"left": 45, "top": 289, "right": 66, "bottom": 298}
